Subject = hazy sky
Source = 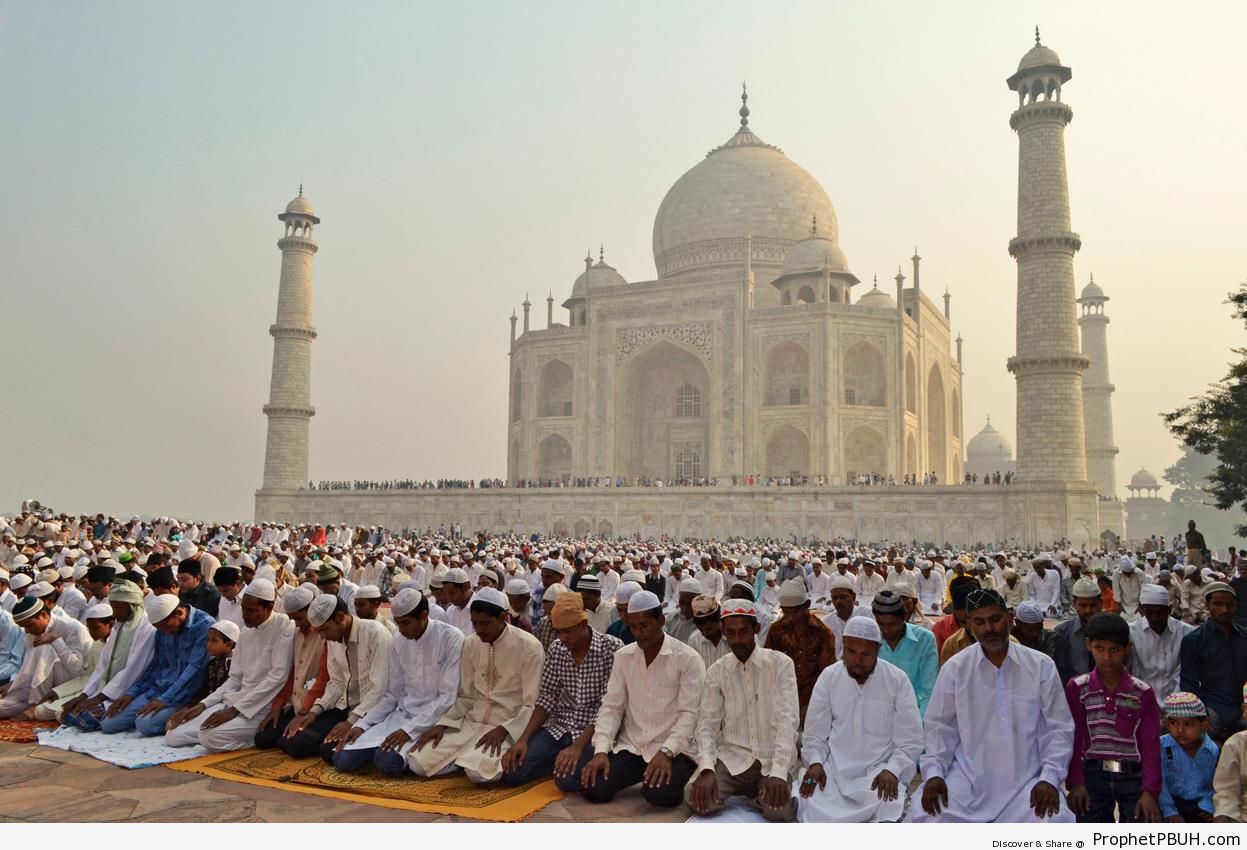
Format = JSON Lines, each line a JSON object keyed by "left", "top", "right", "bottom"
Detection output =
{"left": 3, "top": 1, "right": 1243, "bottom": 520}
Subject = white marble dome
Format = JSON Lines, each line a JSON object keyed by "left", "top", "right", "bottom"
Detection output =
{"left": 652, "top": 123, "right": 838, "bottom": 279}
{"left": 1018, "top": 43, "right": 1062, "bottom": 71}
{"left": 781, "top": 230, "right": 849, "bottom": 276}
{"left": 856, "top": 281, "right": 896, "bottom": 309}
{"left": 570, "top": 260, "right": 626, "bottom": 298}
{"left": 285, "top": 194, "right": 316, "bottom": 216}
{"left": 1129, "top": 468, "right": 1160, "bottom": 490}
{"left": 967, "top": 418, "right": 1013, "bottom": 460}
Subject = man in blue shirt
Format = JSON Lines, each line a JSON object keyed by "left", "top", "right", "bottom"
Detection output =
{"left": 1179, "top": 582, "right": 1247, "bottom": 743}
{"left": 99, "top": 594, "right": 214, "bottom": 737}
{"left": 871, "top": 589, "right": 938, "bottom": 716}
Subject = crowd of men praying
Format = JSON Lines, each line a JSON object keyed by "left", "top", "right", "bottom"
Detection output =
{"left": 2, "top": 509, "right": 1247, "bottom": 823}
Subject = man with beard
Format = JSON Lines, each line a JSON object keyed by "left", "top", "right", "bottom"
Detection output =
{"left": 820, "top": 575, "right": 870, "bottom": 661}
{"left": 910, "top": 589, "right": 1074, "bottom": 823}
{"left": 765, "top": 579, "right": 836, "bottom": 725}
{"left": 687, "top": 599, "right": 799, "bottom": 822}
{"left": 1180, "top": 582, "right": 1247, "bottom": 742}
{"left": 796, "top": 616, "right": 923, "bottom": 823}
{"left": 1129, "top": 583, "right": 1193, "bottom": 700}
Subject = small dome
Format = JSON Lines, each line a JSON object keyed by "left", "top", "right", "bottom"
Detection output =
{"left": 570, "top": 260, "right": 626, "bottom": 299}
{"left": 1079, "top": 278, "right": 1106, "bottom": 301}
{"left": 285, "top": 194, "right": 315, "bottom": 216}
{"left": 967, "top": 418, "right": 1013, "bottom": 459}
{"left": 780, "top": 231, "right": 849, "bottom": 277}
{"left": 856, "top": 282, "right": 895, "bottom": 309}
{"left": 1018, "top": 43, "right": 1062, "bottom": 72}
{"left": 1129, "top": 468, "right": 1160, "bottom": 490}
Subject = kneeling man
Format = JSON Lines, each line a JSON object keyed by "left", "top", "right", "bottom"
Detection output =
{"left": 909, "top": 589, "right": 1075, "bottom": 823}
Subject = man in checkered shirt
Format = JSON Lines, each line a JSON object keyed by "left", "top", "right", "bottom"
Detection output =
{"left": 500, "top": 592, "right": 622, "bottom": 788}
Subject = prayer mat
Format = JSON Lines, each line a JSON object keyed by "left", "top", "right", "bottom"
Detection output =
{"left": 36, "top": 725, "right": 208, "bottom": 769}
{"left": 0, "top": 718, "right": 57, "bottom": 743}
{"left": 170, "top": 749, "right": 563, "bottom": 821}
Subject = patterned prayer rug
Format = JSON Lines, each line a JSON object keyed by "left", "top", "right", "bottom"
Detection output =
{"left": 0, "top": 718, "right": 57, "bottom": 743}
{"left": 170, "top": 749, "right": 562, "bottom": 821}
{"left": 37, "top": 725, "right": 208, "bottom": 768}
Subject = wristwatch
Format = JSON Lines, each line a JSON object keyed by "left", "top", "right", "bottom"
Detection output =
{"left": 659, "top": 747, "right": 674, "bottom": 759}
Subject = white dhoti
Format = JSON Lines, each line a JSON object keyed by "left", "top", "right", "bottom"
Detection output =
{"left": 0, "top": 645, "right": 71, "bottom": 719}
{"left": 905, "top": 773, "right": 1074, "bottom": 823}
{"left": 165, "top": 709, "right": 265, "bottom": 752}
{"left": 407, "top": 722, "right": 512, "bottom": 782}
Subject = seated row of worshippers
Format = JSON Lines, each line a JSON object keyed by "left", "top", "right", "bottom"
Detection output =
{"left": 4, "top": 564, "right": 1247, "bottom": 825}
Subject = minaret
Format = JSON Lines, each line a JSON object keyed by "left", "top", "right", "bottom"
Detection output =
{"left": 1078, "top": 274, "right": 1118, "bottom": 497}
{"left": 1005, "top": 30, "right": 1089, "bottom": 482}
{"left": 261, "top": 188, "right": 319, "bottom": 491}
{"left": 522, "top": 294, "right": 531, "bottom": 334}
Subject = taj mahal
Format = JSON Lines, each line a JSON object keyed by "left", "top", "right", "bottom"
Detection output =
{"left": 254, "top": 34, "right": 1129, "bottom": 546}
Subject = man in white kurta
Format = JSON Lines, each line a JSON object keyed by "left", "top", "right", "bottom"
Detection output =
{"left": 33, "top": 602, "right": 110, "bottom": 720}
{"left": 61, "top": 581, "right": 157, "bottom": 730}
{"left": 1024, "top": 556, "right": 1062, "bottom": 616}
{"left": 909, "top": 589, "right": 1075, "bottom": 823}
{"left": 687, "top": 599, "right": 799, "bottom": 821}
{"left": 796, "top": 617, "right": 923, "bottom": 822}
{"left": 916, "top": 562, "right": 946, "bottom": 615}
{"left": 165, "top": 579, "right": 295, "bottom": 751}
{"left": 410, "top": 588, "right": 543, "bottom": 782}
{"left": 1128, "top": 583, "right": 1193, "bottom": 700}
{"left": 854, "top": 562, "right": 885, "bottom": 608}
{"left": 332, "top": 588, "right": 464, "bottom": 775}
{"left": 0, "top": 596, "right": 91, "bottom": 718}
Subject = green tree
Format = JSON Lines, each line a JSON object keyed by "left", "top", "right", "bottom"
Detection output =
{"left": 1163, "top": 444, "right": 1217, "bottom": 506}
{"left": 1163, "top": 281, "right": 1247, "bottom": 535}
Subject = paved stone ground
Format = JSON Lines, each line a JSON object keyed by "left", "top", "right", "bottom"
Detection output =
{"left": 0, "top": 742, "right": 685, "bottom": 823}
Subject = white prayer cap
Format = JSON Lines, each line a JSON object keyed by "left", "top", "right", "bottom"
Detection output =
{"left": 131, "top": 566, "right": 147, "bottom": 579}
{"left": 542, "top": 584, "right": 566, "bottom": 604}
{"left": 577, "top": 574, "right": 601, "bottom": 592}
{"left": 505, "top": 578, "right": 530, "bottom": 596}
{"left": 1145, "top": 551, "right": 1158, "bottom": 560}
{"left": 627, "top": 590, "right": 661, "bottom": 613}
{"left": 27, "top": 581, "right": 54, "bottom": 599}
{"left": 842, "top": 615, "right": 882, "bottom": 644}
{"left": 210, "top": 620, "right": 240, "bottom": 643}
{"left": 11, "top": 573, "right": 33, "bottom": 591}
{"left": 1183, "top": 565, "right": 1198, "bottom": 577}
{"left": 58, "top": 565, "right": 76, "bottom": 580}
{"left": 764, "top": 571, "right": 777, "bottom": 582}
{"left": 720, "top": 599, "right": 757, "bottom": 620}
{"left": 144, "top": 593, "right": 181, "bottom": 623}
{"left": 354, "top": 584, "right": 381, "bottom": 600}
{"left": 177, "top": 539, "right": 198, "bottom": 559}
{"left": 443, "top": 567, "right": 470, "bottom": 585}
{"left": 35, "top": 556, "right": 54, "bottom": 569}
{"left": 73, "top": 564, "right": 89, "bottom": 581}
{"left": 621, "top": 569, "right": 646, "bottom": 583}
{"left": 829, "top": 575, "right": 856, "bottom": 592}
{"left": 1119, "top": 556, "right": 1136, "bottom": 573}
{"left": 281, "top": 584, "right": 315, "bottom": 613}
{"left": 254, "top": 565, "right": 277, "bottom": 583}
{"left": 470, "top": 587, "right": 508, "bottom": 610}
{"left": 38, "top": 568, "right": 59, "bottom": 584}
{"left": 84, "top": 601, "right": 114, "bottom": 620}
{"left": 245, "top": 578, "right": 278, "bottom": 602}
{"left": 734, "top": 567, "right": 747, "bottom": 577}
{"left": 391, "top": 588, "right": 424, "bottom": 618}
{"left": 614, "top": 581, "right": 642, "bottom": 605}
{"left": 1140, "top": 584, "right": 1171, "bottom": 606}
{"left": 778, "top": 578, "right": 809, "bottom": 606}
{"left": 0, "top": 569, "right": 8, "bottom": 582}
{"left": 540, "top": 559, "right": 566, "bottom": 576}
{"left": 893, "top": 581, "right": 917, "bottom": 600}
{"left": 307, "top": 594, "right": 339, "bottom": 627}
{"left": 678, "top": 577, "right": 702, "bottom": 595}
{"left": 787, "top": 550, "right": 802, "bottom": 560}
{"left": 1014, "top": 601, "right": 1046, "bottom": 624}
{"left": 1072, "top": 577, "right": 1101, "bottom": 598}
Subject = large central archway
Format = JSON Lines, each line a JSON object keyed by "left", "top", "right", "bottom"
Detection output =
{"left": 927, "top": 365, "right": 947, "bottom": 481}
{"left": 616, "top": 340, "right": 710, "bottom": 480}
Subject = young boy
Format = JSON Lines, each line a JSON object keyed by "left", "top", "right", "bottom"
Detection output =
{"left": 1159, "top": 691, "right": 1219, "bottom": 822}
{"left": 1065, "top": 612, "right": 1162, "bottom": 822}
{"left": 1213, "top": 684, "right": 1247, "bottom": 822}
{"left": 212, "top": 567, "right": 245, "bottom": 630}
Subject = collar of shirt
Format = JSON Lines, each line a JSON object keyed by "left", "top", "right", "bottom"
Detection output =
{"left": 1086, "top": 667, "right": 1142, "bottom": 698}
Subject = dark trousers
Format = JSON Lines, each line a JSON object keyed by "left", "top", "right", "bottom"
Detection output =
{"left": 332, "top": 745, "right": 409, "bottom": 776}
{"left": 501, "top": 728, "right": 594, "bottom": 791}
{"left": 581, "top": 750, "right": 696, "bottom": 808}
{"left": 254, "top": 706, "right": 348, "bottom": 759}
{"left": 1079, "top": 762, "right": 1143, "bottom": 823}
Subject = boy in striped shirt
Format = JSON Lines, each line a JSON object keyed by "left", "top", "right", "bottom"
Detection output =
{"left": 1065, "top": 612, "right": 1162, "bottom": 822}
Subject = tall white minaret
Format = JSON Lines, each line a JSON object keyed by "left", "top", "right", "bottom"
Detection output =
{"left": 261, "top": 188, "right": 319, "bottom": 492}
{"left": 1078, "top": 274, "right": 1118, "bottom": 498}
{"left": 1005, "top": 30, "right": 1090, "bottom": 483}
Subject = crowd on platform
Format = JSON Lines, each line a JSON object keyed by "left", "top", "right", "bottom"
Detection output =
{"left": 305, "top": 473, "right": 975, "bottom": 491}
{"left": 1, "top": 507, "right": 1246, "bottom": 824}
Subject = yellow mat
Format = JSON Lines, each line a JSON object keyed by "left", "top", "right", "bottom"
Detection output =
{"left": 169, "top": 748, "right": 562, "bottom": 821}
